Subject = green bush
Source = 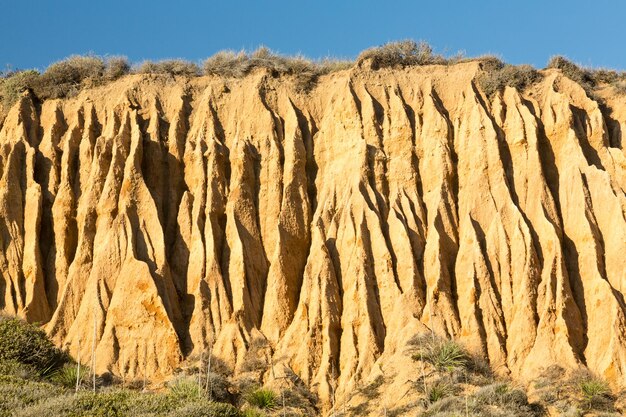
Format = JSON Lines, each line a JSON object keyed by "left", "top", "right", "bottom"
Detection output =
{"left": 245, "top": 388, "right": 277, "bottom": 410}
{"left": 0, "top": 375, "right": 66, "bottom": 416}
{"left": 0, "top": 317, "right": 67, "bottom": 376}
{"left": 69, "top": 390, "right": 131, "bottom": 417}
{"left": 166, "top": 401, "right": 241, "bottom": 417}
{"left": 0, "top": 359, "right": 38, "bottom": 380}
{"left": 122, "top": 391, "right": 185, "bottom": 415}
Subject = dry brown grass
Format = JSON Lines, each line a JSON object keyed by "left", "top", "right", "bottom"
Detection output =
{"left": 356, "top": 40, "right": 447, "bottom": 69}
{"left": 0, "top": 54, "right": 132, "bottom": 110}
{"left": 5, "top": 43, "right": 626, "bottom": 114}
{"left": 202, "top": 47, "right": 352, "bottom": 91}
{"left": 136, "top": 59, "right": 200, "bottom": 76}
{"left": 477, "top": 61, "right": 542, "bottom": 97}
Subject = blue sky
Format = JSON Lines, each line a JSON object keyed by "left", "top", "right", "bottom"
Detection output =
{"left": 1, "top": 0, "right": 625, "bottom": 71}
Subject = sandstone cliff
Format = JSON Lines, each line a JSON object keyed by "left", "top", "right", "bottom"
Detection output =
{"left": 1, "top": 61, "right": 625, "bottom": 408}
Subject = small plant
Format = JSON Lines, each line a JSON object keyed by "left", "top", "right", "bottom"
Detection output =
{"left": 245, "top": 388, "right": 277, "bottom": 410}
{"left": 426, "top": 380, "right": 454, "bottom": 405}
{"left": 168, "top": 376, "right": 202, "bottom": 400}
{"left": 411, "top": 335, "right": 468, "bottom": 372}
{"left": 579, "top": 377, "right": 612, "bottom": 410}
{"left": 431, "top": 340, "right": 467, "bottom": 371}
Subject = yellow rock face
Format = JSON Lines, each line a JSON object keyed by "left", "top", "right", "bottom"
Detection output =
{"left": 1, "top": 62, "right": 625, "bottom": 404}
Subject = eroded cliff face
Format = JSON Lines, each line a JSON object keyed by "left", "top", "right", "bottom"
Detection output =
{"left": 1, "top": 61, "right": 625, "bottom": 406}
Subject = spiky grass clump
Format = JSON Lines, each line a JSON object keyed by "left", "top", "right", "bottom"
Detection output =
{"left": 49, "top": 363, "right": 90, "bottom": 389}
{"left": 245, "top": 388, "right": 277, "bottom": 410}
{"left": 411, "top": 334, "right": 468, "bottom": 372}
{"left": 426, "top": 379, "right": 455, "bottom": 405}
{"left": 168, "top": 377, "right": 202, "bottom": 400}
{"left": 579, "top": 377, "right": 612, "bottom": 410}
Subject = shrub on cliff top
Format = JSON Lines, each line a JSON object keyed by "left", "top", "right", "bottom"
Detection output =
{"left": 137, "top": 59, "right": 200, "bottom": 76}
{"left": 357, "top": 40, "right": 447, "bottom": 69}
{"left": 202, "top": 47, "right": 352, "bottom": 90}
{"left": 478, "top": 62, "right": 542, "bottom": 97}
{"left": 0, "top": 55, "right": 131, "bottom": 107}
{"left": 0, "top": 69, "right": 40, "bottom": 111}
{"left": 35, "top": 55, "right": 107, "bottom": 99}
{"left": 104, "top": 56, "right": 131, "bottom": 81}
{"left": 547, "top": 55, "right": 595, "bottom": 87}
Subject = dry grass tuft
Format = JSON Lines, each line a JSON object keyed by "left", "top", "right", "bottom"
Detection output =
{"left": 136, "top": 59, "right": 200, "bottom": 76}
{"left": 478, "top": 63, "right": 542, "bottom": 97}
{"left": 356, "top": 40, "right": 447, "bottom": 69}
{"left": 202, "top": 47, "right": 352, "bottom": 91}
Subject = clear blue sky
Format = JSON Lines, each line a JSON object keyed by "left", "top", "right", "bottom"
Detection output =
{"left": 1, "top": 0, "right": 625, "bottom": 71}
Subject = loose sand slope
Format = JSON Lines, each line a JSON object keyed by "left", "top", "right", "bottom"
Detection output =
{"left": 0, "top": 61, "right": 625, "bottom": 406}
